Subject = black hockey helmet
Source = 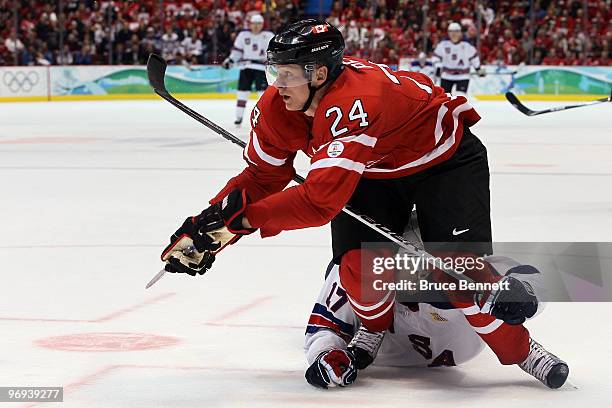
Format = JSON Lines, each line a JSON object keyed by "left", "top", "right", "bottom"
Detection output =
{"left": 266, "top": 19, "right": 345, "bottom": 111}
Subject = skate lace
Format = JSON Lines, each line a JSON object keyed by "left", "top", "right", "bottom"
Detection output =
{"left": 348, "top": 326, "right": 385, "bottom": 355}
{"left": 519, "top": 339, "right": 560, "bottom": 382}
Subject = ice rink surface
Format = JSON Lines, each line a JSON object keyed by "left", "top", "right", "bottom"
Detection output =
{"left": 1, "top": 97, "right": 611, "bottom": 407}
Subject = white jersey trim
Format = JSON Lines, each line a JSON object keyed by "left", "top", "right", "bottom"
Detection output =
{"left": 310, "top": 157, "right": 366, "bottom": 174}
{"left": 334, "top": 134, "right": 378, "bottom": 147}
{"left": 434, "top": 103, "right": 449, "bottom": 144}
{"left": 346, "top": 290, "right": 393, "bottom": 312}
{"left": 312, "top": 134, "right": 377, "bottom": 157}
{"left": 400, "top": 75, "right": 433, "bottom": 94}
{"left": 364, "top": 98, "right": 472, "bottom": 174}
{"left": 251, "top": 131, "right": 287, "bottom": 166}
{"left": 243, "top": 135, "right": 257, "bottom": 165}
{"left": 351, "top": 298, "right": 395, "bottom": 321}
{"left": 461, "top": 304, "right": 481, "bottom": 316}
{"left": 472, "top": 319, "right": 504, "bottom": 335}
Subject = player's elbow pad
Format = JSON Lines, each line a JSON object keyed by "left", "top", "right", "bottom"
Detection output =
{"left": 305, "top": 330, "right": 348, "bottom": 365}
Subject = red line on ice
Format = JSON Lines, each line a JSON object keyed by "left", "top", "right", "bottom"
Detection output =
{"left": 21, "top": 363, "right": 303, "bottom": 407}
{"left": 0, "top": 292, "right": 175, "bottom": 323}
{"left": 208, "top": 295, "right": 275, "bottom": 323}
{"left": 95, "top": 292, "right": 175, "bottom": 322}
{"left": 22, "top": 364, "right": 120, "bottom": 408}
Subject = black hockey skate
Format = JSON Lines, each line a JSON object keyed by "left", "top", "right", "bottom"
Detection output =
{"left": 234, "top": 118, "right": 243, "bottom": 126}
{"left": 347, "top": 325, "right": 385, "bottom": 370}
{"left": 519, "top": 338, "right": 569, "bottom": 389}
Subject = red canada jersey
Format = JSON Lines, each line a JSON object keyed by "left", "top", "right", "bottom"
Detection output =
{"left": 212, "top": 57, "right": 481, "bottom": 238}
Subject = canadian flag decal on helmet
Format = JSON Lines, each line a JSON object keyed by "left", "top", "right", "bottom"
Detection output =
{"left": 313, "top": 24, "right": 329, "bottom": 34}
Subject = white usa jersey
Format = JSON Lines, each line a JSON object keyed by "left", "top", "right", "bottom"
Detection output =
{"left": 229, "top": 30, "right": 274, "bottom": 71}
{"left": 304, "top": 263, "right": 485, "bottom": 368}
{"left": 432, "top": 40, "right": 481, "bottom": 80}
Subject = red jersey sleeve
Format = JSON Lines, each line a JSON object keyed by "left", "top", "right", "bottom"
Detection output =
{"left": 245, "top": 95, "right": 382, "bottom": 237}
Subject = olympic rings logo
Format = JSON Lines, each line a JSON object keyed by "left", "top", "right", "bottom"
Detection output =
{"left": 2, "top": 70, "right": 40, "bottom": 93}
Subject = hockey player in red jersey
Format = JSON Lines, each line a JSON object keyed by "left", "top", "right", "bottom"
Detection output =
{"left": 160, "top": 19, "right": 549, "bottom": 383}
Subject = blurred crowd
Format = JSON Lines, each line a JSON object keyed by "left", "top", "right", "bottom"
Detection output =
{"left": 0, "top": 0, "right": 609, "bottom": 67}
{"left": 328, "top": 0, "right": 610, "bottom": 66}
{"left": 0, "top": 0, "right": 299, "bottom": 66}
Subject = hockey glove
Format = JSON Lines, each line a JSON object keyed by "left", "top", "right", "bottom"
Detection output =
{"left": 488, "top": 275, "right": 538, "bottom": 325}
{"left": 305, "top": 349, "right": 358, "bottom": 389}
{"left": 222, "top": 57, "right": 233, "bottom": 69}
{"left": 161, "top": 189, "right": 255, "bottom": 275}
{"left": 162, "top": 237, "right": 216, "bottom": 276}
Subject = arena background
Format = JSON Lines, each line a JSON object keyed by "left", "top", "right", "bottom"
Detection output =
{"left": 0, "top": 0, "right": 610, "bottom": 102}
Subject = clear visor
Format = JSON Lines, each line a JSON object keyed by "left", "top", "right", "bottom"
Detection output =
{"left": 265, "top": 63, "right": 314, "bottom": 88}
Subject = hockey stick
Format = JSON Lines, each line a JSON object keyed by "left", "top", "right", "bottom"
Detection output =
{"left": 146, "top": 53, "right": 477, "bottom": 287}
{"left": 505, "top": 90, "right": 611, "bottom": 116}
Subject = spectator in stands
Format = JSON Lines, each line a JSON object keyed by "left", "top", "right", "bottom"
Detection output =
{"left": 542, "top": 48, "right": 561, "bottom": 65}
{"left": 74, "top": 43, "right": 94, "bottom": 65}
{"left": 35, "top": 50, "right": 51, "bottom": 65}
{"left": 592, "top": 50, "right": 608, "bottom": 66}
{"left": 120, "top": 34, "right": 141, "bottom": 65}
{"left": 4, "top": 31, "right": 24, "bottom": 55}
{"left": 56, "top": 44, "right": 73, "bottom": 65}
{"left": 181, "top": 28, "right": 204, "bottom": 63}
{"left": 532, "top": 49, "right": 544, "bottom": 65}
{"left": 160, "top": 25, "right": 180, "bottom": 62}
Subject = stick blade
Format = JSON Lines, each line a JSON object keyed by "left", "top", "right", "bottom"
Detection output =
{"left": 504, "top": 91, "right": 520, "bottom": 105}
{"left": 505, "top": 91, "right": 535, "bottom": 116}
{"left": 145, "top": 268, "right": 167, "bottom": 289}
{"left": 147, "top": 53, "right": 168, "bottom": 94}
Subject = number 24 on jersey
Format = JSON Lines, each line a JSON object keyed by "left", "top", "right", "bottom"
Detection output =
{"left": 325, "top": 99, "right": 369, "bottom": 137}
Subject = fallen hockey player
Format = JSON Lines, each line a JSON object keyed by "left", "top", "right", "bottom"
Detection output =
{"left": 304, "top": 222, "right": 569, "bottom": 390}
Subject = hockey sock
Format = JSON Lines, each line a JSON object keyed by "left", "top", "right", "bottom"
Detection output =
{"left": 428, "top": 253, "right": 531, "bottom": 364}
{"left": 455, "top": 298, "right": 530, "bottom": 364}
{"left": 236, "top": 91, "right": 250, "bottom": 121}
